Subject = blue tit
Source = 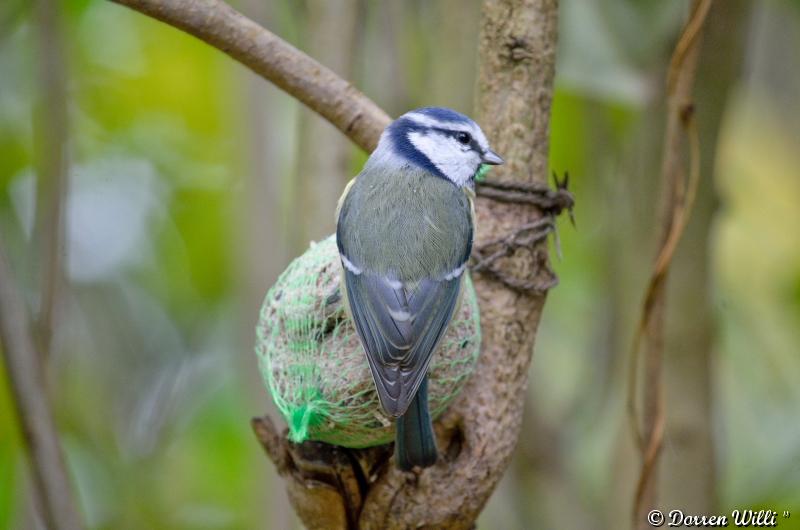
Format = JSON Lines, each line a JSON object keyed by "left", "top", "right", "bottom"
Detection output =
{"left": 335, "top": 107, "right": 503, "bottom": 470}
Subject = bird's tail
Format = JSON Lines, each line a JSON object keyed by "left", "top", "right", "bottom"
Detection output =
{"left": 395, "top": 376, "right": 438, "bottom": 470}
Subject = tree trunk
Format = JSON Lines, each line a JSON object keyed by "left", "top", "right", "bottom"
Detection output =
{"left": 251, "top": 1, "right": 560, "bottom": 528}
{"left": 428, "top": 0, "right": 482, "bottom": 112}
{"left": 235, "top": 0, "right": 301, "bottom": 527}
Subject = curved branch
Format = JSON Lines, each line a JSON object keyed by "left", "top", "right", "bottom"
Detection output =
{"left": 0, "top": 242, "right": 84, "bottom": 530}
{"left": 109, "top": 0, "right": 391, "bottom": 153}
{"left": 628, "top": 1, "right": 711, "bottom": 527}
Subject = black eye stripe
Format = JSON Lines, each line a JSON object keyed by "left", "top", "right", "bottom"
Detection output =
{"left": 427, "top": 126, "right": 481, "bottom": 151}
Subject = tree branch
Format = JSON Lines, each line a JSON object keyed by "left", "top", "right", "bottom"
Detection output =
{"left": 0, "top": 241, "right": 84, "bottom": 530}
{"left": 109, "top": 0, "right": 391, "bottom": 153}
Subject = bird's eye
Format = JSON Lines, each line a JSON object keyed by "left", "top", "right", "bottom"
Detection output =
{"left": 456, "top": 132, "right": 471, "bottom": 145}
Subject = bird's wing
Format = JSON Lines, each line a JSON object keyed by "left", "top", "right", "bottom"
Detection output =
{"left": 343, "top": 268, "right": 463, "bottom": 417}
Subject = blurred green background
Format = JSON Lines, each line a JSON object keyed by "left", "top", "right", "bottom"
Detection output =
{"left": 1, "top": 0, "right": 799, "bottom": 528}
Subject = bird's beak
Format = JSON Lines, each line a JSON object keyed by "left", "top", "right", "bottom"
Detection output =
{"left": 481, "top": 149, "right": 504, "bottom": 165}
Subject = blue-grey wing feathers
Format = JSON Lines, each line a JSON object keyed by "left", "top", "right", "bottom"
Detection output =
{"left": 344, "top": 269, "right": 462, "bottom": 417}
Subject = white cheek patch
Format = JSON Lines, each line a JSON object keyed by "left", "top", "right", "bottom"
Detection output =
{"left": 408, "top": 131, "right": 477, "bottom": 187}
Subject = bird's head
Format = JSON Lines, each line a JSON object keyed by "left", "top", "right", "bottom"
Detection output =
{"left": 373, "top": 107, "right": 504, "bottom": 187}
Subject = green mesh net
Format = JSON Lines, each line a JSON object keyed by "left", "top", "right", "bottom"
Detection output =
{"left": 255, "top": 234, "right": 481, "bottom": 448}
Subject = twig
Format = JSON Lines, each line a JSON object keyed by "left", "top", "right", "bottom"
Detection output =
{"left": 0, "top": 242, "right": 84, "bottom": 530}
{"left": 627, "top": 1, "right": 711, "bottom": 528}
{"left": 667, "top": 0, "right": 714, "bottom": 94}
{"left": 109, "top": 0, "right": 390, "bottom": 153}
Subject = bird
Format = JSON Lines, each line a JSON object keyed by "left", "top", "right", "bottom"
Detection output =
{"left": 335, "top": 107, "right": 503, "bottom": 470}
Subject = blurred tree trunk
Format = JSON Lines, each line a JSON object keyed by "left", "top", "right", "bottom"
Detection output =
{"left": 427, "top": 0, "right": 481, "bottom": 112}
{"left": 503, "top": 403, "right": 597, "bottom": 529}
{"left": 32, "top": 0, "right": 68, "bottom": 358}
{"left": 292, "top": 0, "right": 359, "bottom": 251}
{"left": 610, "top": 67, "right": 669, "bottom": 530}
{"left": 356, "top": 0, "right": 410, "bottom": 116}
{"left": 660, "top": 0, "right": 749, "bottom": 513}
{"left": 236, "top": 1, "right": 300, "bottom": 528}
{"left": 239, "top": 79, "right": 297, "bottom": 530}
{"left": 22, "top": 0, "right": 79, "bottom": 527}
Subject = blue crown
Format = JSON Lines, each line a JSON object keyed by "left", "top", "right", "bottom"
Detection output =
{"left": 412, "top": 107, "right": 472, "bottom": 124}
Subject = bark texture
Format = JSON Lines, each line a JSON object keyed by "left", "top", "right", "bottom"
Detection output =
{"left": 110, "top": 0, "right": 390, "bottom": 152}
